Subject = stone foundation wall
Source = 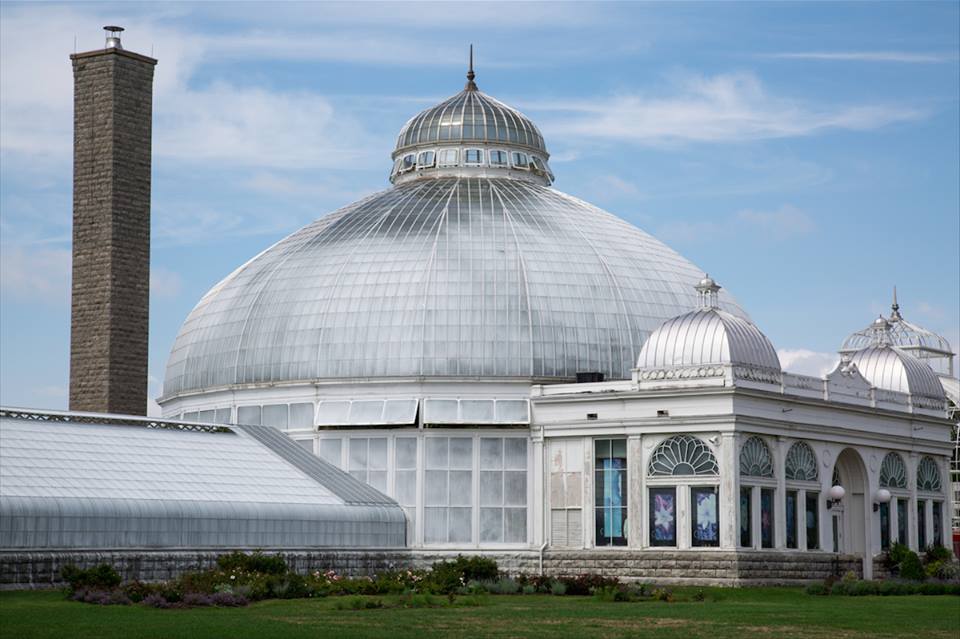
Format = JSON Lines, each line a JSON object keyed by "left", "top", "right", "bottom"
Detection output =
{"left": 1, "top": 549, "right": 865, "bottom": 590}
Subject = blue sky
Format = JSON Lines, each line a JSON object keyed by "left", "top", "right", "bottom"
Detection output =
{"left": 1, "top": 1, "right": 958, "bottom": 413}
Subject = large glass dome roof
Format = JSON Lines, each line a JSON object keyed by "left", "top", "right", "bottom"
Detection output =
{"left": 161, "top": 69, "right": 748, "bottom": 401}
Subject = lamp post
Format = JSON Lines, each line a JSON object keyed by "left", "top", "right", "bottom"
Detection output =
{"left": 827, "top": 484, "right": 845, "bottom": 509}
{"left": 873, "top": 488, "right": 892, "bottom": 512}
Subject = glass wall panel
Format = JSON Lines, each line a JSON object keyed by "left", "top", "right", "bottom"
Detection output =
{"left": 214, "top": 407, "right": 232, "bottom": 424}
{"left": 237, "top": 405, "right": 261, "bottom": 425}
{"left": 395, "top": 437, "right": 418, "bottom": 542}
{"left": 917, "top": 500, "right": 926, "bottom": 549}
{"left": 760, "top": 488, "right": 775, "bottom": 548}
{"left": 897, "top": 498, "right": 907, "bottom": 544}
{"left": 595, "top": 439, "right": 627, "bottom": 546}
{"left": 289, "top": 403, "right": 314, "bottom": 429}
{"left": 262, "top": 404, "right": 288, "bottom": 429}
{"left": 740, "top": 487, "right": 752, "bottom": 547}
{"left": 348, "top": 437, "right": 387, "bottom": 492}
{"left": 805, "top": 492, "right": 819, "bottom": 550}
{"left": 318, "top": 438, "right": 341, "bottom": 467}
{"left": 425, "top": 437, "right": 474, "bottom": 544}
{"left": 197, "top": 410, "right": 215, "bottom": 423}
{"left": 691, "top": 486, "right": 719, "bottom": 547}
{"left": 549, "top": 440, "right": 583, "bottom": 547}
{"left": 479, "top": 438, "right": 528, "bottom": 543}
{"left": 786, "top": 490, "right": 798, "bottom": 549}
{"left": 649, "top": 487, "right": 676, "bottom": 547}
{"left": 932, "top": 502, "right": 942, "bottom": 546}
{"left": 879, "top": 501, "right": 890, "bottom": 550}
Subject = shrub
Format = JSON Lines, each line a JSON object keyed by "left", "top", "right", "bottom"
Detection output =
{"left": 549, "top": 580, "right": 567, "bottom": 596}
{"left": 899, "top": 552, "right": 926, "bottom": 582}
{"left": 121, "top": 580, "right": 159, "bottom": 603}
{"left": 142, "top": 593, "right": 170, "bottom": 609}
{"left": 210, "top": 591, "right": 249, "bottom": 607}
{"left": 887, "top": 542, "right": 911, "bottom": 567}
{"left": 804, "top": 583, "right": 828, "bottom": 596}
{"left": 592, "top": 585, "right": 630, "bottom": 602}
{"left": 922, "top": 544, "right": 952, "bottom": 565}
{"left": 558, "top": 574, "right": 621, "bottom": 596}
{"left": 521, "top": 584, "right": 536, "bottom": 595}
{"left": 216, "top": 551, "right": 289, "bottom": 575}
{"left": 693, "top": 588, "right": 706, "bottom": 602}
{"left": 918, "top": 582, "right": 945, "bottom": 596}
{"left": 426, "top": 556, "right": 499, "bottom": 594}
{"left": 652, "top": 587, "right": 674, "bottom": 603}
{"left": 61, "top": 564, "right": 122, "bottom": 592}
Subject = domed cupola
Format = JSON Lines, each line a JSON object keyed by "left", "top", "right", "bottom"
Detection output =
{"left": 847, "top": 315, "right": 946, "bottom": 402}
{"left": 390, "top": 48, "right": 554, "bottom": 186}
{"left": 841, "top": 288, "right": 955, "bottom": 377}
{"left": 635, "top": 277, "right": 781, "bottom": 385}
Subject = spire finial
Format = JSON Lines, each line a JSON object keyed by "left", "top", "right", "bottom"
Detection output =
{"left": 890, "top": 285, "right": 902, "bottom": 320}
{"left": 465, "top": 44, "right": 478, "bottom": 91}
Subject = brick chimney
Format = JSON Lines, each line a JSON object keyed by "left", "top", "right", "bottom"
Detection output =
{"left": 69, "top": 27, "right": 157, "bottom": 415}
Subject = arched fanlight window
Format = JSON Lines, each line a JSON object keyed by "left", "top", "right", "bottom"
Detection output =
{"left": 784, "top": 441, "right": 818, "bottom": 482}
{"left": 739, "top": 436, "right": 774, "bottom": 478}
{"left": 916, "top": 456, "right": 942, "bottom": 492}
{"left": 879, "top": 452, "right": 907, "bottom": 489}
{"left": 648, "top": 435, "right": 718, "bottom": 477}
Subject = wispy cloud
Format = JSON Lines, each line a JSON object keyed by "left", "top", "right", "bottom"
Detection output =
{"left": 656, "top": 204, "right": 815, "bottom": 245}
{"left": 778, "top": 349, "right": 839, "bottom": 377}
{"left": 768, "top": 51, "right": 955, "bottom": 64}
{"left": 538, "top": 71, "right": 926, "bottom": 145}
{"left": 0, "top": 246, "right": 71, "bottom": 306}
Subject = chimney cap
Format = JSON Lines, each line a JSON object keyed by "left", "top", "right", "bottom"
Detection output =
{"left": 104, "top": 25, "right": 124, "bottom": 49}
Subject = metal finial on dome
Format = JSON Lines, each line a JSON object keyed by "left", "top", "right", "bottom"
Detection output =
{"left": 694, "top": 274, "right": 721, "bottom": 309}
{"left": 104, "top": 25, "right": 124, "bottom": 49}
{"left": 871, "top": 315, "right": 892, "bottom": 345}
{"left": 465, "top": 44, "right": 478, "bottom": 91}
{"left": 890, "top": 285, "right": 902, "bottom": 321}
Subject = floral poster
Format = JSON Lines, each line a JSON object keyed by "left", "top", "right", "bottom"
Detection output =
{"left": 650, "top": 489, "right": 675, "bottom": 545}
{"left": 692, "top": 489, "right": 718, "bottom": 545}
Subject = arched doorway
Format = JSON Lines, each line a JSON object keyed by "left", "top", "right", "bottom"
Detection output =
{"left": 832, "top": 448, "right": 872, "bottom": 578}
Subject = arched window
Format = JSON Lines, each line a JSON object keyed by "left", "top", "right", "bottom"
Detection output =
{"left": 782, "top": 441, "right": 819, "bottom": 551}
{"left": 917, "top": 456, "right": 941, "bottom": 492}
{"left": 646, "top": 435, "right": 718, "bottom": 549}
{"left": 785, "top": 441, "right": 818, "bottom": 482}
{"left": 739, "top": 436, "right": 774, "bottom": 478}
{"left": 648, "top": 435, "right": 718, "bottom": 476}
{"left": 879, "top": 452, "right": 907, "bottom": 489}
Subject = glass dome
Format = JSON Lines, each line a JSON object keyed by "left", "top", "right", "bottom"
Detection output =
{"left": 161, "top": 68, "right": 749, "bottom": 401}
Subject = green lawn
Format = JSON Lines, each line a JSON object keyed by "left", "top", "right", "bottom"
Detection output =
{"left": 1, "top": 588, "right": 958, "bottom": 638}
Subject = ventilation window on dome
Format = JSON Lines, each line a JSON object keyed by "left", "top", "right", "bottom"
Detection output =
{"left": 532, "top": 156, "right": 546, "bottom": 173}
{"left": 512, "top": 152, "right": 529, "bottom": 170}
{"left": 438, "top": 149, "right": 459, "bottom": 167}
{"left": 464, "top": 149, "right": 484, "bottom": 165}
{"left": 401, "top": 154, "right": 417, "bottom": 172}
{"left": 489, "top": 150, "right": 508, "bottom": 166}
{"left": 417, "top": 151, "right": 435, "bottom": 169}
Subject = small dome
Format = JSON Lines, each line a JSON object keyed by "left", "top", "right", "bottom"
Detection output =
{"left": 395, "top": 89, "right": 546, "bottom": 157}
{"left": 849, "top": 344, "right": 945, "bottom": 399}
{"left": 637, "top": 278, "right": 780, "bottom": 373}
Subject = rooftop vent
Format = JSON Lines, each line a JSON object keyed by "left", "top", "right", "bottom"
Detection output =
{"left": 576, "top": 371, "right": 605, "bottom": 383}
{"left": 104, "top": 25, "right": 124, "bottom": 49}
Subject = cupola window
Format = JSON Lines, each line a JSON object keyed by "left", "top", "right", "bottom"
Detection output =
{"left": 417, "top": 151, "right": 435, "bottom": 169}
{"left": 438, "top": 149, "right": 459, "bottom": 167}
{"left": 401, "top": 154, "right": 416, "bottom": 172}
{"left": 511, "top": 152, "right": 528, "bottom": 169}
{"left": 489, "top": 150, "right": 508, "bottom": 166}
{"left": 465, "top": 149, "right": 484, "bottom": 165}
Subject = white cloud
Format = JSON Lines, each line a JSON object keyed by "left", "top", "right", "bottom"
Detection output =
{"left": 591, "top": 175, "right": 641, "bottom": 197}
{"left": 0, "top": 246, "right": 71, "bottom": 306}
{"left": 539, "top": 71, "right": 925, "bottom": 145}
{"left": 778, "top": 349, "right": 840, "bottom": 377}
{"left": 656, "top": 204, "right": 815, "bottom": 245}
{"left": 769, "top": 51, "right": 954, "bottom": 64}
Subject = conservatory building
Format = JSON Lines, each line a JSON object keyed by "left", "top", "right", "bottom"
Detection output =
{"left": 152, "top": 66, "right": 955, "bottom": 582}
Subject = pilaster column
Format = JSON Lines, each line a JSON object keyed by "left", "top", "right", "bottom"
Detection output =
{"left": 628, "top": 435, "right": 643, "bottom": 548}
{"left": 720, "top": 432, "right": 738, "bottom": 549}
{"left": 775, "top": 436, "right": 787, "bottom": 549}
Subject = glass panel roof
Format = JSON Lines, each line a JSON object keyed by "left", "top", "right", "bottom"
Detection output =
{"left": 163, "top": 177, "right": 746, "bottom": 398}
